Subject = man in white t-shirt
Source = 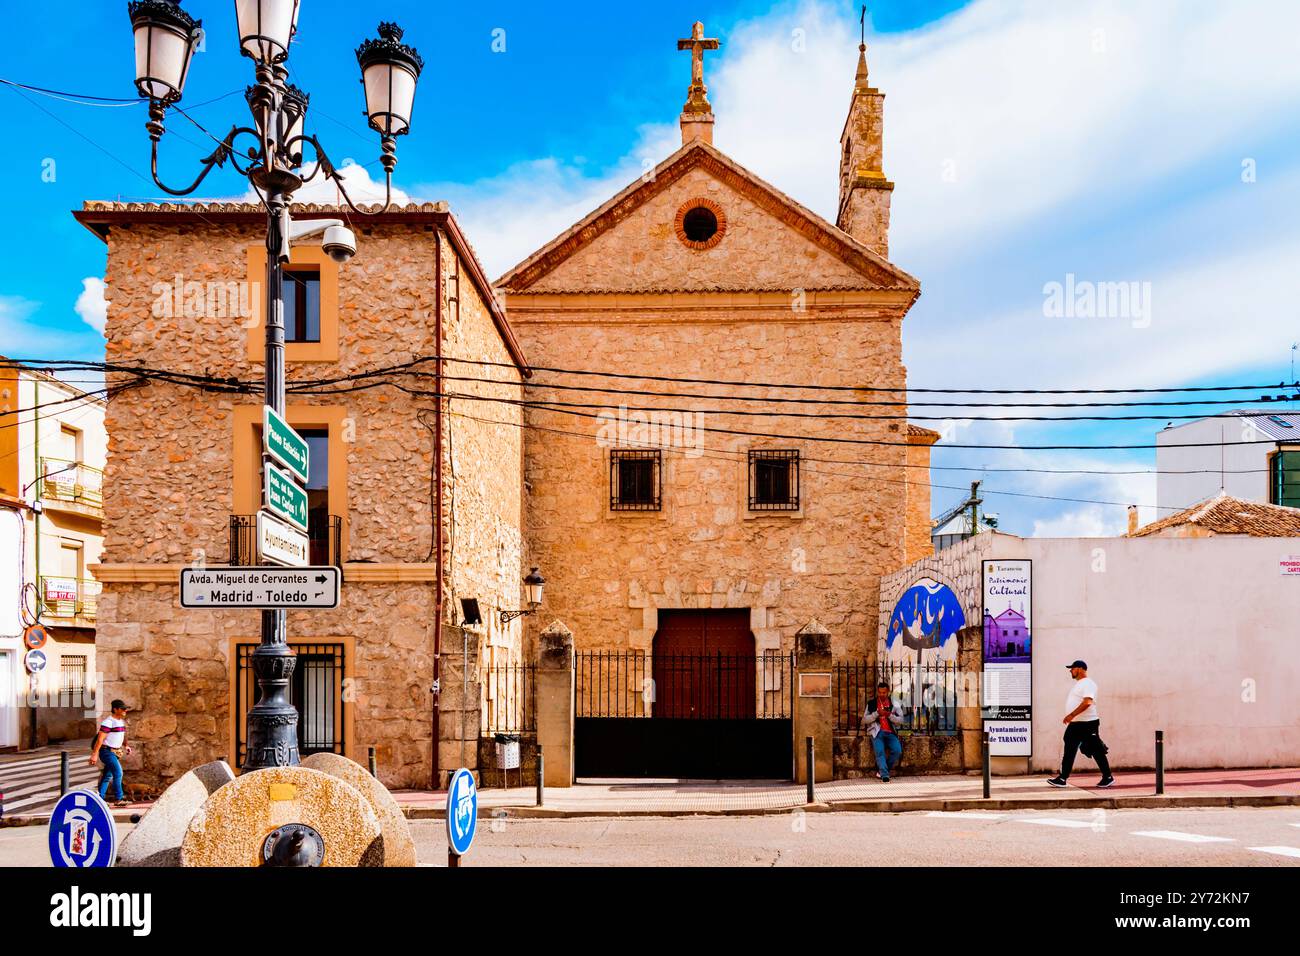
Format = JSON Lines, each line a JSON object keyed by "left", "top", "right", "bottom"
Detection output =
{"left": 1046, "top": 661, "right": 1115, "bottom": 789}
{"left": 89, "top": 698, "right": 132, "bottom": 806}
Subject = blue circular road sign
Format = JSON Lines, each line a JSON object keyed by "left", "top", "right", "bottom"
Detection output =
{"left": 49, "top": 789, "right": 117, "bottom": 868}
{"left": 446, "top": 767, "right": 477, "bottom": 856}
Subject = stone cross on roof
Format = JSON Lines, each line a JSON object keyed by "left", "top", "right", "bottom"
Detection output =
{"left": 677, "top": 21, "right": 720, "bottom": 114}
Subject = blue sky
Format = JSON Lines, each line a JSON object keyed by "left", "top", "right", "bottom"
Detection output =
{"left": 2, "top": 0, "right": 1298, "bottom": 536}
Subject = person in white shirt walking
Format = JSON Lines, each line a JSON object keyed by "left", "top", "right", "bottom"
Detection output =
{"left": 1046, "top": 661, "right": 1115, "bottom": 789}
{"left": 89, "top": 699, "right": 132, "bottom": 806}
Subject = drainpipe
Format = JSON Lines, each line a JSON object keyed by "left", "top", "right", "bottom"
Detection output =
{"left": 432, "top": 228, "right": 444, "bottom": 790}
{"left": 29, "top": 378, "right": 39, "bottom": 750}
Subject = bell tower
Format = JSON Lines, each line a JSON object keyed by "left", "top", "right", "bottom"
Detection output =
{"left": 836, "top": 35, "right": 893, "bottom": 259}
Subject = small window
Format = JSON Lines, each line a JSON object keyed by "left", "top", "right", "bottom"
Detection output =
{"left": 60, "top": 655, "right": 88, "bottom": 705}
{"left": 610, "top": 449, "right": 661, "bottom": 511}
{"left": 749, "top": 449, "right": 800, "bottom": 511}
{"left": 284, "top": 267, "right": 321, "bottom": 343}
{"left": 682, "top": 206, "right": 719, "bottom": 243}
{"left": 1272, "top": 450, "right": 1300, "bottom": 508}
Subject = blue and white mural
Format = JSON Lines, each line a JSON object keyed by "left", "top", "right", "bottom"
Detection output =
{"left": 884, "top": 578, "right": 965, "bottom": 665}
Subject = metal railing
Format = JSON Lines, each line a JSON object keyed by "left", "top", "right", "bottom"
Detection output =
{"left": 481, "top": 662, "right": 536, "bottom": 734}
{"left": 38, "top": 458, "right": 104, "bottom": 513}
{"left": 834, "top": 659, "right": 961, "bottom": 735}
{"left": 576, "top": 651, "right": 794, "bottom": 719}
{"left": 229, "top": 513, "right": 343, "bottom": 566}
{"left": 37, "top": 576, "right": 101, "bottom": 621}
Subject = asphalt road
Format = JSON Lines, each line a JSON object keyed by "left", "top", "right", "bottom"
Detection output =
{"left": 3, "top": 805, "right": 1298, "bottom": 867}
{"left": 415, "top": 806, "right": 1300, "bottom": 867}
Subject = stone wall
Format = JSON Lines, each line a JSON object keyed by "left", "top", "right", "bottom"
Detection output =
{"left": 92, "top": 208, "right": 524, "bottom": 791}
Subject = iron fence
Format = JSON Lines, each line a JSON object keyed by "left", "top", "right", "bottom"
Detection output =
{"left": 481, "top": 661, "right": 536, "bottom": 734}
{"left": 834, "top": 659, "right": 960, "bottom": 735}
{"left": 575, "top": 651, "right": 793, "bottom": 719}
{"left": 38, "top": 458, "right": 104, "bottom": 513}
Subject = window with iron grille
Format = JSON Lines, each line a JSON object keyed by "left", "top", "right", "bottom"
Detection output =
{"left": 749, "top": 449, "right": 800, "bottom": 510}
{"left": 610, "top": 449, "right": 661, "bottom": 511}
{"left": 60, "top": 655, "right": 87, "bottom": 705}
{"left": 235, "top": 642, "right": 346, "bottom": 764}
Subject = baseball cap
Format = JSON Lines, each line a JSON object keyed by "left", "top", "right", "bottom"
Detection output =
{"left": 1065, "top": 660, "right": 1087, "bottom": 670}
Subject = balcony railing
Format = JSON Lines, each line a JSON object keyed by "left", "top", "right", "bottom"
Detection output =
{"left": 37, "top": 576, "right": 101, "bottom": 622}
{"left": 229, "top": 514, "right": 343, "bottom": 567}
{"left": 38, "top": 458, "right": 104, "bottom": 515}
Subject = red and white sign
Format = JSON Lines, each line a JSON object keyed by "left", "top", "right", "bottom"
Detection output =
{"left": 44, "top": 577, "right": 78, "bottom": 603}
{"left": 1281, "top": 555, "right": 1300, "bottom": 576}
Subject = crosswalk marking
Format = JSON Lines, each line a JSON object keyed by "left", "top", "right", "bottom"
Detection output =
{"left": 1132, "top": 830, "right": 1234, "bottom": 843}
{"left": 0, "top": 745, "right": 102, "bottom": 815}
{"left": 1015, "top": 817, "right": 1103, "bottom": 828}
{"left": 1248, "top": 846, "right": 1300, "bottom": 859}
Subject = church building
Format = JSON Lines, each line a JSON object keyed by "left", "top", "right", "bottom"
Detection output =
{"left": 505, "top": 24, "right": 936, "bottom": 668}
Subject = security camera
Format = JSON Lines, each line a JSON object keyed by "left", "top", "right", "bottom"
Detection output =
{"left": 321, "top": 225, "right": 357, "bottom": 264}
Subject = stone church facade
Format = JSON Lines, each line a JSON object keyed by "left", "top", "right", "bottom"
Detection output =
{"left": 505, "top": 31, "right": 935, "bottom": 661}
{"left": 80, "top": 26, "right": 935, "bottom": 791}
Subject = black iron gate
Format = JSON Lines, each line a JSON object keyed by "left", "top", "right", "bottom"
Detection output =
{"left": 575, "top": 651, "right": 794, "bottom": 779}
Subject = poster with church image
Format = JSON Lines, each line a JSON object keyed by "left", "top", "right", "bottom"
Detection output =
{"left": 982, "top": 559, "right": 1033, "bottom": 756}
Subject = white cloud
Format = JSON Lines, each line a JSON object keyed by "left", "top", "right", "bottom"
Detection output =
{"left": 74, "top": 277, "right": 107, "bottom": 335}
{"left": 1031, "top": 505, "right": 1118, "bottom": 538}
{"left": 241, "top": 159, "right": 416, "bottom": 207}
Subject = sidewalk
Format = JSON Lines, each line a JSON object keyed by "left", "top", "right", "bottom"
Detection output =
{"left": 5, "top": 766, "right": 1296, "bottom": 826}
{"left": 392, "top": 767, "right": 1300, "bottom": 820}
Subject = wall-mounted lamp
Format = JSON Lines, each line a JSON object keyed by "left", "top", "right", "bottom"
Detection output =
{"left": 499, "top": 567, "right": 545, "bottom": 624}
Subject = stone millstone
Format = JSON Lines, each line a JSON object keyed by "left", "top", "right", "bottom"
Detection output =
{"left": 179, "top": 767, "right": 384, "bottom": 867}
{"left": 300, "top": 752, "right": 417, "bottom": 867}
{"left": 118, "top": 759, "right": 235, "bottom": 867}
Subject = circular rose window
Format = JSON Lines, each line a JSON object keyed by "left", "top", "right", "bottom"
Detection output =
{"left": 674, "top": 198, "right": 727, "bottom": 250}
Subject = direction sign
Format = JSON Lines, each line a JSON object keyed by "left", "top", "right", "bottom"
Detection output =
{"left": 257, "top": 511, "right": 309, "bottom": 567}
{"left": 264, "top": 405, "right": 309, "bottom": 484}
{"left": 446, "top": 767, "right": 478, "bottom": 856}
{"left": 180, "top": 566, "right": 340, "bottom": 609}
{"left": 49, "top": 789, "right": 117, "bottom": 868}
{"left": 25, "top": 648, "right": 47, "bottom": 674}
{"left": 264, "top": 462, "right": 308, "bottom": 531}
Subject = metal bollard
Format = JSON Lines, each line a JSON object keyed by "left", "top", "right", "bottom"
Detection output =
{"left": 982, "top": 731, "right": 991, "bottom": 799}
{"left": 368, "top": 746, "right": 377, "bottom": 778}
{"left": 535, "top": 745, "right": 544, "bottom": 807}
{"left": 1155, "top": 730, "right": 1164, "bottom": 795}
{"left": 60, "top": 752, "right": 69, "bottom": 795}
{"left": 806, "top": 736, "right": 815, "bottom": 804}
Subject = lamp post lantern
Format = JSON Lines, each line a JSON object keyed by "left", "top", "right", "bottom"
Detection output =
{"left": 126, "top": 0, "right": 422, "bottom": 772}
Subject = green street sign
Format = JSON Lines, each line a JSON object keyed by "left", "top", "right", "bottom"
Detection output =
{"left": 263, "top": 405, "right": 309, "bottom": 484}
{"left": 264, "top": 462, "right": 308, "bottom": 531}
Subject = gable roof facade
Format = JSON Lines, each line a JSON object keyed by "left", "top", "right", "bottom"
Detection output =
{"left": 495, "top": 140, "right": 920, "bottom": 298}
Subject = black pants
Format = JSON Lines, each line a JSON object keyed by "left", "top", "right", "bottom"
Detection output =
{"left": 1059, "top": 720, "right": 1111, "bottom": 779}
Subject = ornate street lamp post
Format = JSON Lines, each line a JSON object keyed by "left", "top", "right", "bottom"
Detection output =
{"left": 127, "top": 0, "right": 423, "bottom": 771}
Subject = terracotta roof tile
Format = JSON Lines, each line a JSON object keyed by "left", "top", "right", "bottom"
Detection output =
{"left": 1130, "top": 492, "right": 1300, "bottom": 537}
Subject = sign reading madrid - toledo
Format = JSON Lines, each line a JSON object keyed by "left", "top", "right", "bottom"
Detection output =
{"left": 264, "top": 405, "right": 309, "bottom": 484}
{"left": 180, "top": 567, "right": 340, "bottom": 609}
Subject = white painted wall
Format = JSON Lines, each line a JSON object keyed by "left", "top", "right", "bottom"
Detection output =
{"left": 880, "top": 532, "right": 1300, "bottom": 771}
{"left": 1023, "top": 536, "right": 1300, "bottom": 771}
{"left": 0, "top": 508, "right": 23, "bottom": 747}
{"left": 1156, "top": 417, "right": 1272, "bottom": 513}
